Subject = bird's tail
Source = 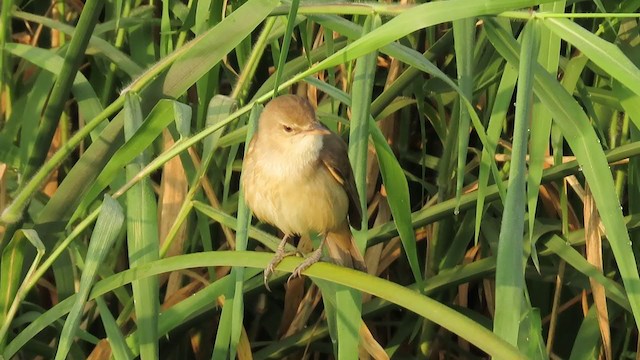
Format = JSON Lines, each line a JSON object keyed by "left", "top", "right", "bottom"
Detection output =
{"left": 325, "top": 222, "right": 367, "bottom": 272}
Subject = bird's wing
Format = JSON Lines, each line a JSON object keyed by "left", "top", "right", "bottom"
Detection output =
{"left": 319, "top": 133, "right": 363, "bottom": 230}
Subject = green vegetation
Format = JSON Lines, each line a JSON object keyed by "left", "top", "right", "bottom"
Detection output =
{"left": 1, "top": 0, "right": 639, "bottom": 358}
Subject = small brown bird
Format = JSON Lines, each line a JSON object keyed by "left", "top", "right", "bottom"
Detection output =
{"left": 242, "top": 95, "right": 366, "bottom": 288}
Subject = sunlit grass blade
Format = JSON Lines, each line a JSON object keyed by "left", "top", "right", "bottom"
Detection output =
{"left": 527, "top": 1, "right": 564, "bottom": 254}
{"left": 227, "top": 104, "right": 260, "bottom": 359}
{"left": 493, "top": 19, "right": 538, "bottom": 347}
{"left": 212, "top": 294, "right": 234, "bottom": 360}
{"left": 54, "top": 195, "right": 124, "bottom": 360}
{"left": 272, "top": 0, "right": 299, "bottom": 98}
{"left": 337, "top": 14, "right": 380, "bottom": 360}
{"left": 370, "top": 122, "right": 422, "bottom": 282}
{"left": 453, "top": 17, "right": 475, "bottom": 208}
{"left": 177, "top": 252, "right": 526, "bottom": 358}
{"left": 123, "top": 93, "right": 159, "bottom": 359}
{"left": 349, "top": 15, "right": 378, "bottom": 235}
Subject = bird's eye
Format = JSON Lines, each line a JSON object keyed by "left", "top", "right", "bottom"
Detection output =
{"left": 283, "top": 125, "right": 293, "bottom": 133}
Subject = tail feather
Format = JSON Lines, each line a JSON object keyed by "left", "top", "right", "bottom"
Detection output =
{"left": 325, "top": 222, "right": 367, "bottom": 272}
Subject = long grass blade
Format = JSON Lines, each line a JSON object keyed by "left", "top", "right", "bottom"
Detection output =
{"left": 227, "top": 104, "right": 260, "bottom": 359}
{"left": 527, "top": 1, "right": 564, "bottom": 250}
{"left": 96, "top": 296, "right": 134, "bottom": 360}
{"left": 54, "top": 196, "right": 124, "bottom": 360}
{"left": 123, "top": 93, "right": 159, "bottom": 359}
{"left": 493, "top": 19, "right": 538, "bottom": 347}
{"left": 22, "top": 0, "right": 104, "bottom": 180}
{"left": 452, "top": 18, "right": 475, "bottom": 208}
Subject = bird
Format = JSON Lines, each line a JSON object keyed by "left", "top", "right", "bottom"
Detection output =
{"left": 241, "top": 94, "right": 367, "bottom": 289}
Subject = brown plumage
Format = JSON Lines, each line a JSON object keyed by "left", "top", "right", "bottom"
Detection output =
{"left": 242, "top": 95, "right": 366, "bottom": 287}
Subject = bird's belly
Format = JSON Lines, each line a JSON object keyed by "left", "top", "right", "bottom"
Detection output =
{"left": 245, "top": 165, "right": 349, "bottom": 236}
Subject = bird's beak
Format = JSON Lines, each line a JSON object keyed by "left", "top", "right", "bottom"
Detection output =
{"left": 304, "top": 123, "right": 331, "bottom": 136}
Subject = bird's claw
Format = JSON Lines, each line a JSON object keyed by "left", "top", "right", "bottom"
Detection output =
{"left": 287, "top": 247, "right": 323, "bottom": 285}
{"left": 263, "top": 265, "right": 275, "bottom": 292}
{"left": 263, "top": 250, "right": 296, "bottom": 291}
{"left": 263, "top": 235, "right": 292, "bottom": 291}
{"left": 286, "top": 266, "right": 304, "bottom": 285}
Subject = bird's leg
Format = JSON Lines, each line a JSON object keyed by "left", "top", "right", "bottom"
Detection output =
{"left": 288, "top": 235, "right": 327, "bottom": 284}
{"left": 264, "top": 234, "right": 295, "bottom": 290}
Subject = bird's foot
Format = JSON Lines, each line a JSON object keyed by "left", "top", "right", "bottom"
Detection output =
{"left": 264, "top": 235, "right": 295, "bottom": 291}
{"left": 263, "top": 251, "right": 297, "bottom": 291}
{"left": 287, "top": 247, "right": 323, "bottom": 284}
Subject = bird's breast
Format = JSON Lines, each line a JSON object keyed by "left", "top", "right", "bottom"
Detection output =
{"left": 243, "top": 149, "right": 349, "bottom": 236}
